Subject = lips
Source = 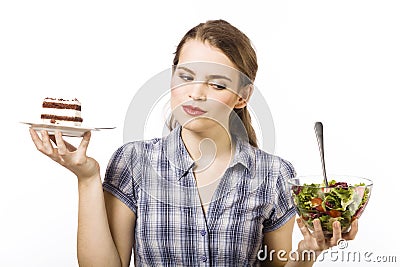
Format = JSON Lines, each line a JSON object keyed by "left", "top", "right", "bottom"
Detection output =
{"left": 182, "top": 105, "right": 207, "bottom": 116}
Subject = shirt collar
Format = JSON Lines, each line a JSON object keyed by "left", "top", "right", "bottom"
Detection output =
{"left": 229, "top": 135, "right": 255, "bottom": 174}
{"left": 165, "top": 126, "right": 256, "bottom": 180}
{"left": 165, "top": 126, "right": 195, "bottom": 179}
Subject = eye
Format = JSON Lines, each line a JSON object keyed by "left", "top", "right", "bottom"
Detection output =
{"left": 178, "top": 73, "right": 194, "bottom": 82}
{"left": 208, "top": 82, "right": 227, "bottom": 90}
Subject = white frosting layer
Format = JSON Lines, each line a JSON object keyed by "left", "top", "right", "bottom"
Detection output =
{"left": 42, "top": 108, "right": 81, "bottom": 117}
{"left": 43, "top": 98, "right": 81, "bottom": 105}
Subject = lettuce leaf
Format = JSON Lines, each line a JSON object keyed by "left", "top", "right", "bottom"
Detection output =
{"left": 330, "top": 187, "right": 355, "bottom": 211}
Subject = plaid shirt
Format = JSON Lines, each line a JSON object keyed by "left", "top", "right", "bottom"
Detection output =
{"left": 103, "top": 126, "right": 296, "bottom": 266}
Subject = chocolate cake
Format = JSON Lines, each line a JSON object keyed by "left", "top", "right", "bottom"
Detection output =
{"left": 41, "top": 97, "right": 83, "bottom": 126}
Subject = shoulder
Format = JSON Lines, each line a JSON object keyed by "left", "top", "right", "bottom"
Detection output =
{"left": 112, "top": 135, "right": 166, "bottom": 158}
{"left": 105, "top": 136, "right": 169, "bottom": 180}
{"left": 240, "top": 141, "right": 296, "bottom": 178}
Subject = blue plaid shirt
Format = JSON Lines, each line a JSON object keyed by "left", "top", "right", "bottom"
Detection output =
{"left": 103, "top": 126, "right": 296, "bottom": 266}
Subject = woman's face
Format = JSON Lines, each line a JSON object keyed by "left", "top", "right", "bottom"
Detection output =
{"left": 170, "top": 39, "right": 247, "bottom": 133}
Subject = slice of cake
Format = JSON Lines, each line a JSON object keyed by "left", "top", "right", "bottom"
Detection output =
{"left": 41, "top": 97, "right": 83, "bottom": 126}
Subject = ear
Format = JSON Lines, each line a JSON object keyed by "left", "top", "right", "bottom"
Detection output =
{"left": 234, "top": 97, "right": 247, "bottom": 109}
{"left": 234, "top": 84, "right": 253, "bottom": 109}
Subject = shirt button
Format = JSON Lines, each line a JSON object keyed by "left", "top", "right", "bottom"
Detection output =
{"left": 200, "top": 229, "right": 207, "bottom": 236}
{"left": 201, "top": 255, "right": 207, "bottom": 262}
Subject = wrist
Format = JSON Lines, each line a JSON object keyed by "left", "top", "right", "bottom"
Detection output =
{"left": 77, "top": 173, "right": 101, "bottom": 188}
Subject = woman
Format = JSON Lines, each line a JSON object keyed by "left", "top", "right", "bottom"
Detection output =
{"left": 30, "top": 20, "right": 358, "bottom": 266}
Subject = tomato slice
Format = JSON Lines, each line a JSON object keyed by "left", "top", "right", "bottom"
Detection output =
{"left": 311, "top": 197, "right": 323, "bottom": 206}
{"left": 328, "top": 210, "right": 342, "bottom": 218}
{"left": 315, "top": 205, "right": 325, "bottom": 212}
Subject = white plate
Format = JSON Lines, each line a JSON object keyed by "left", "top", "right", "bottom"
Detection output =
{"left": 20, "top": 121, "right": 115, "bottom": 137}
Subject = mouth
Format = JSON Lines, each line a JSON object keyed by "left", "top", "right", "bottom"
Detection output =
{"left": 182, "top": 105, "right": 207, "bottom": 116}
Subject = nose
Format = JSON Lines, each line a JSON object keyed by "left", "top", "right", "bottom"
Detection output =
{"left": 189, "top": 82, "right": 207, "bottom": 101}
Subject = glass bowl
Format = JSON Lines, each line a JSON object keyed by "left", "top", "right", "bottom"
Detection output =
{"left": 288, "top": 175, "right": 373, "bottom": 237}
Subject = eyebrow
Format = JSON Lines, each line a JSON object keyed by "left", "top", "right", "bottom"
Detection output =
{"left": 176, "top": 66, "right": 233, "bottom": 82}
{"left": 176, "top": 66, "right": 195, "bottom": 75}
{"left": 208, "top": 74, "right": 232, "bottom": 82}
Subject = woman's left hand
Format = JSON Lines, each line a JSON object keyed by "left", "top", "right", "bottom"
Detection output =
{"left": 296, "top": 218, "right": 358, "bottom": 256}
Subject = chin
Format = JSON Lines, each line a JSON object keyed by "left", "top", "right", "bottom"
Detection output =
{"left": 180, "top": 118, "right": 211, "bottom": 132}
{"left": 172, "top": 108, "right": 231, "bottom": 133}
{"left": 182, "top": 118, "right": 230, "bottom": 135}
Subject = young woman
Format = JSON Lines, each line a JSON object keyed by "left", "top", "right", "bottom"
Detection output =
{"left": 30, "top": 20, "right": 358, "bottom": 267}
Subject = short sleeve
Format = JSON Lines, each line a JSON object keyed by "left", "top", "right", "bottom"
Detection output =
{"left": 262, "top": 158, "right": 297, "bottom": 232}
{"left": 103, "top": 142, "right": 142, "bottom": 214}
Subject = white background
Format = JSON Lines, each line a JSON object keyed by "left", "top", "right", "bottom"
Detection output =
{"left": 1, "top": 0, "right": 399, "bottom": 266}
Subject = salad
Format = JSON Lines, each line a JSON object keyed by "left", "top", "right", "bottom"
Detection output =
{"left": 291, "top": 180, "right": 371, "bottom": 235}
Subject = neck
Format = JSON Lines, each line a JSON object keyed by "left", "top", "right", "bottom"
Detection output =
{"left": 181, "top": 124, "right": 234, "bottom": 164}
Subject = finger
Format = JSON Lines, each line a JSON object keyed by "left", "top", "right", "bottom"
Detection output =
{"left": 54, "top": 130, "right": 68, "bottom": 156}
{"left": 331, "top": 221, "right": 342, "bottom": 246}
{"left": 40, "top": 130, "right": 56, "bottom": 155}
{"left": 297, "top": 217, "right": 311, "bottom": 239}
{"left": 30, "top": 129, "right": 62, "bottom": 162}
{"left": 40, "top": 130, "right": 50, "bottom": 144}
{"left": 29, "top": 128, "right": 44, "bottom": 151}
{"left": 312, "top": 219, "right": 326, "bottom": 248}
{"left": 343, "top": 219, "right": 358, "bottom": 240}
{"left": 50, "top": 134, "right": 77, "bottom": 152}
{"left": 78, "top": 131, "right": 91, "bottom": 152}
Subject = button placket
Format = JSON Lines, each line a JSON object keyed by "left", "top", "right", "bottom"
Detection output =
{"left": 198, "top": 225, "right": 209, "bottom": 265}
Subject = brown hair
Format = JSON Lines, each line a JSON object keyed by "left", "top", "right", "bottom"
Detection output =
{"left": 172, "top": 19, "right": 259, "bottom": 147}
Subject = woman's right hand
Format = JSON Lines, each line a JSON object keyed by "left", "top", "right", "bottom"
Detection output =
{"left": 29, "top": 128, "right": 100, "bottom": 181}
